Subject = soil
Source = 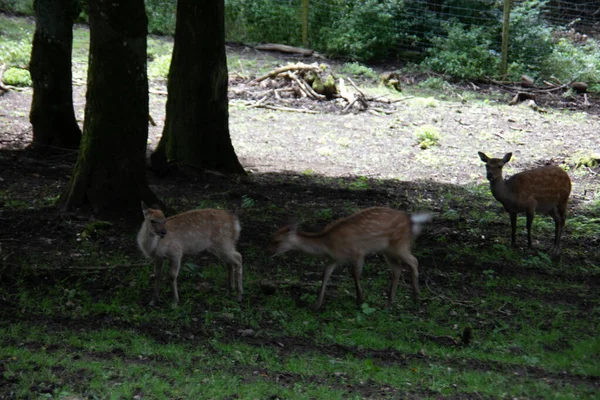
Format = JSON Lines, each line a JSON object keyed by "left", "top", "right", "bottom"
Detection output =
{"left": 1, "top": 47, "right": 599, "bottom": 398}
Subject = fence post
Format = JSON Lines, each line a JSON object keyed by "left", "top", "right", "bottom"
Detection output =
{"left": 500, "top": 0, "right": 510, "bottom": 76}
{"left": 302, "top": 0, "right": 309, "bottom": 48}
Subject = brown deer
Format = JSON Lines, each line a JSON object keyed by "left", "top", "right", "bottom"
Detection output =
{"left": 478, "top": 152, "right": 571, "bottom": 255}
{"left": 137, "top": 202, "right": 243, "bottom": 306}
{"left": 270, "top": 207, "right": 432, "bottom": 311}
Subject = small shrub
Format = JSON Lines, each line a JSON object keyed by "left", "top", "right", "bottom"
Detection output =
{"left": 145, "top": 0, "right": 177, "bottom": 35}
{"left": 415, "top": 125, "right": 441, "bottom": 149}
{"left": 417, "top": 77, "right": 447, "bottom": 90}
{"left": 0, "top": 0, "right": 34, "bottom": 15}
{"left": 0, "top": 38, "right": 31, "bottom": 68}
{"left": 340, "top": 62, "right": 377, "bottom": 80}
{"left": 2, "top": 67, "right": 31, "bottom": 86}
{"left": 541, "top": 38, "right": 600, "bottom": 85}
{"left": 148, "top": 54, "right": 171, "bottom": 80}
{"left": 319, "top": 0, "right": 405, "bottom": 61}
{"left": 424, "top": 22, "right": 499, "bottom": 80}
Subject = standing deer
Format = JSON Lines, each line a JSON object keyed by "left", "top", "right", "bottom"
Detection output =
{"left": 270, "top": 207, "right": 432, "bottom": 311}
{"left": 137, "top": 202, "right": 243, "bottom": 306}
{"left": 478, "top": 152, "right": 571, "bottom": 255}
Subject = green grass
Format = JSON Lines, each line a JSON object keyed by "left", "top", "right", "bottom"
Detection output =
{"left": 1, "top": 12, "right": 599, "bottom": 399}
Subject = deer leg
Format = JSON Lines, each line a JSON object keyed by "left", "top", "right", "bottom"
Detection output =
{"left": 509, "top": 212, "right": 518, "bottom": 248}
{"left": 220, "top": 249, "right": 244, "bottom": 301}
{"left": 233, "top": 251, "right": 244, "bottom": 302}
{"left": 150, "top": 258, "right": 163, "bottom": 306}
{"left": 398, "top": 249, "right": 420, "bottom": 305}
{"left": 549, "top": 207, "right": 562, "bottom": 256}
{"left": 351, "top": 257, "right": 365, "bottom": 306}
{"left": 314, "top": 263, "right": 337, "bottom": 311}
{"left": 169, "top": 257, "right": 182, "bottom": 307}
{"left": 526, "top": 212, "right": 535, "bottom": 248}
{"left": 384, "top": 254, "right": 402, "bottom": 309}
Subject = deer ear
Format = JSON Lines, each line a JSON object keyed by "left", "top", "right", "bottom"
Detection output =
{"left": 502, "top": 153, "right": 513, "bottom": 163}
{"left": 478, "top": 152, "right": 489, "bottom": 162}
{"left": 141, "top": 201, "right": 149, "bottom": 215}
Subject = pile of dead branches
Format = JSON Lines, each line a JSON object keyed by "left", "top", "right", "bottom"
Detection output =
{"left": 230, "top": 62, "right": 406, "bottom": 114}
{"left": 487, "top": 75, "right": 592, "bottom": 110}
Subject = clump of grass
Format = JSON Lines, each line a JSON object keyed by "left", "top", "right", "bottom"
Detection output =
{"left": 417, "top": 77, "right": 448, "bottom": 90}
{"left": 415, "top": 125, "right": 441, "bottom": 149}
{"left": 0, "top": 39, "right": 31, "bottom": 68}
{"left": 2, "top": 67, "right": 31, "bottom": 86}
{"left": 340, "top": 62, "right": 378, "bottom": 80}
{"left": 148, "top": 54, "right": 171, "bottom": 80}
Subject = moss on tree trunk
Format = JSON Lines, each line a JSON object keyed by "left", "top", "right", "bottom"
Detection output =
{"left": 59, "top": 0, "right": 159, "bottom": 216}
{"left": 151, "top": 0, "right": 244, "bottom": 174}
{"left": 29, "top": 0, "right": 81, "bottom": 150}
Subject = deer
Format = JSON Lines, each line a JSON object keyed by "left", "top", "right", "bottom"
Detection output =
{"left": 270, "top": 207, "right": 432, "bottom": 311}
{"left": 137, "top": 202, "right": 243, "bottom": 306}
{"left": 478, "top": 152, "right": 571, "bottom": 255}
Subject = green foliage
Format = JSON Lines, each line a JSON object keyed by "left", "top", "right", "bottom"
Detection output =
{"left": 0, "top": 0, "right": 33, "bottom": 14}
{"left": 145, "top": 0, "right": 176, "bottom": 35}
{"left": 2, "top": 67, "right": 31, "bottom": 86}
{"left": 505, "top": 0, "right": 554, "bottom": 80}
{"left": 226, "top": 0, "right": 302, "bottom": 45}
{"left": 148, "top": 54, "right": 171, "bottom": 80}
{"left": 417, "top": 77, "right": 448, "bottom": 90}
{"left": 541, "top": 38, "right": 600, "bottom": 86}
{"left": 340, "top": 62, "right": 377, "bottom": 80}
{"left": 318, "top": 0, "right": 405, "bottom": 61}
{"left": 0, "top": 38, "right": 31, "bottom": 67}
{"left": 424, "top": 22, "right": 499, "bottom": 80}
{"left": 415, "top": 125, "right": 441, "bottom": 149}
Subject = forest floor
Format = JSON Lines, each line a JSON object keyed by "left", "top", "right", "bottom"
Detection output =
{"left": 1, "top": 15, "right": 600, "bottom": 400}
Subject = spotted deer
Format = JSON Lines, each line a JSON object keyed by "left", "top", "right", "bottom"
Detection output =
{"left": 478, "top": 152, "right": 571, "bottom": 255}
{"left": 270, "top": 207, "right": 432, "bottom": 311}
{"left": 137, "top": 203, "right": 243, "bottom": 306}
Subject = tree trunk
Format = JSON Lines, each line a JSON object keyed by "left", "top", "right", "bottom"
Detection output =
{"left": 29, "top": 0, "right": 81, "bottom": 150}
{"left": 59, "top": 0, "right": 160, "bottom": 215}
{"left": 151, "top": 0, "right": 244, "bottom": 174}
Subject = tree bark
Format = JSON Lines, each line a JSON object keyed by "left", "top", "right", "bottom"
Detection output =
{"left": 59, "top": 0, "right": 160, "bottom": 216}
{"left": 151, "top": 0, "right": 244, "bottom": 174}
{"left": 29, "top": 0, "right": 81, "bottom": 150}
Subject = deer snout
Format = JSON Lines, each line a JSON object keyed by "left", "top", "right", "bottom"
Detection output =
{"left": 158, "top": 228, "right": 167, "bottom": 238}
{"left": 486, "top": 172, "right": 495, "bottom": 181}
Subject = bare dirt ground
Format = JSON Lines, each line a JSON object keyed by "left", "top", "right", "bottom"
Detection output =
{"left": 1, "top": 48, "right": 600, "bottom": 398}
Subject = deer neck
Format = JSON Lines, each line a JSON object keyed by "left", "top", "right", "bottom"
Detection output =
{"left": 137, "top": 221, "right": 160, "bottom": 258}
{"left": 489, "top": 176, "right": 514, "bottom": 206}
{"left": 292, "top": 231, "right": 331, "bottom": 257}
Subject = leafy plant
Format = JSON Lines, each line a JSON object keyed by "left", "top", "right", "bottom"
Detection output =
{"left": 424, "top": 22, "right": 499, "bottom": 80}
{"left": 415, "top": 125, "right": 441, "bottom": 149}
{"left": 340, "top": 62, "right": 378, "bottom": 80}
{"left": 2, "top": 67, "right": 31, "bottom": 86}
{"left": 0, "top": 38, "right": 31, "bottom": 67}
{"left": 148, "top": 54, "right": 171, "bottom": 80}
{"left": 241, "top": 194, "right": 256, "bottom": 208}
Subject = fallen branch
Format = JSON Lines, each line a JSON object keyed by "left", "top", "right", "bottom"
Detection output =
{"left": 255, "top": 62, "right": 321, "bottom": 83}
{"left": 255, "top": 43, "right": 314, "bottom": 57}
{"left": 256, "top": 104, "right": 318, "bottom": 114}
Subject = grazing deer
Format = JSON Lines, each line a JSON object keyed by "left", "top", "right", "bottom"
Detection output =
{"left": 478, "top": 152, "right": 571, "bottom": 255}
{"left": 137, "top": 202, "right": 243, "bottom": 306}
{"left": 270, "top": 207, "right": 432, "bottom": 311}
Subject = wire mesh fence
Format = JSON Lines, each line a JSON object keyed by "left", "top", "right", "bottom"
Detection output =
{"left": 225, "top": 0, "right": 600, "bottom": 60}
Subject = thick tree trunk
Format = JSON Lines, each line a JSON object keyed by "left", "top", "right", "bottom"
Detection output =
{"left": 151, "top": 0, "right": 244, "bottom": 174}
{"left": 29, "top": 0, "right": 81, "bottom": 150}
{"left": 59, "top": 0, "right": 160, "bottom": 215}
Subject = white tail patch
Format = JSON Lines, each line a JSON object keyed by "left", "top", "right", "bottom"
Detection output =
{"left": 411, "top": 213, "right": 433, "bottom": 236}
